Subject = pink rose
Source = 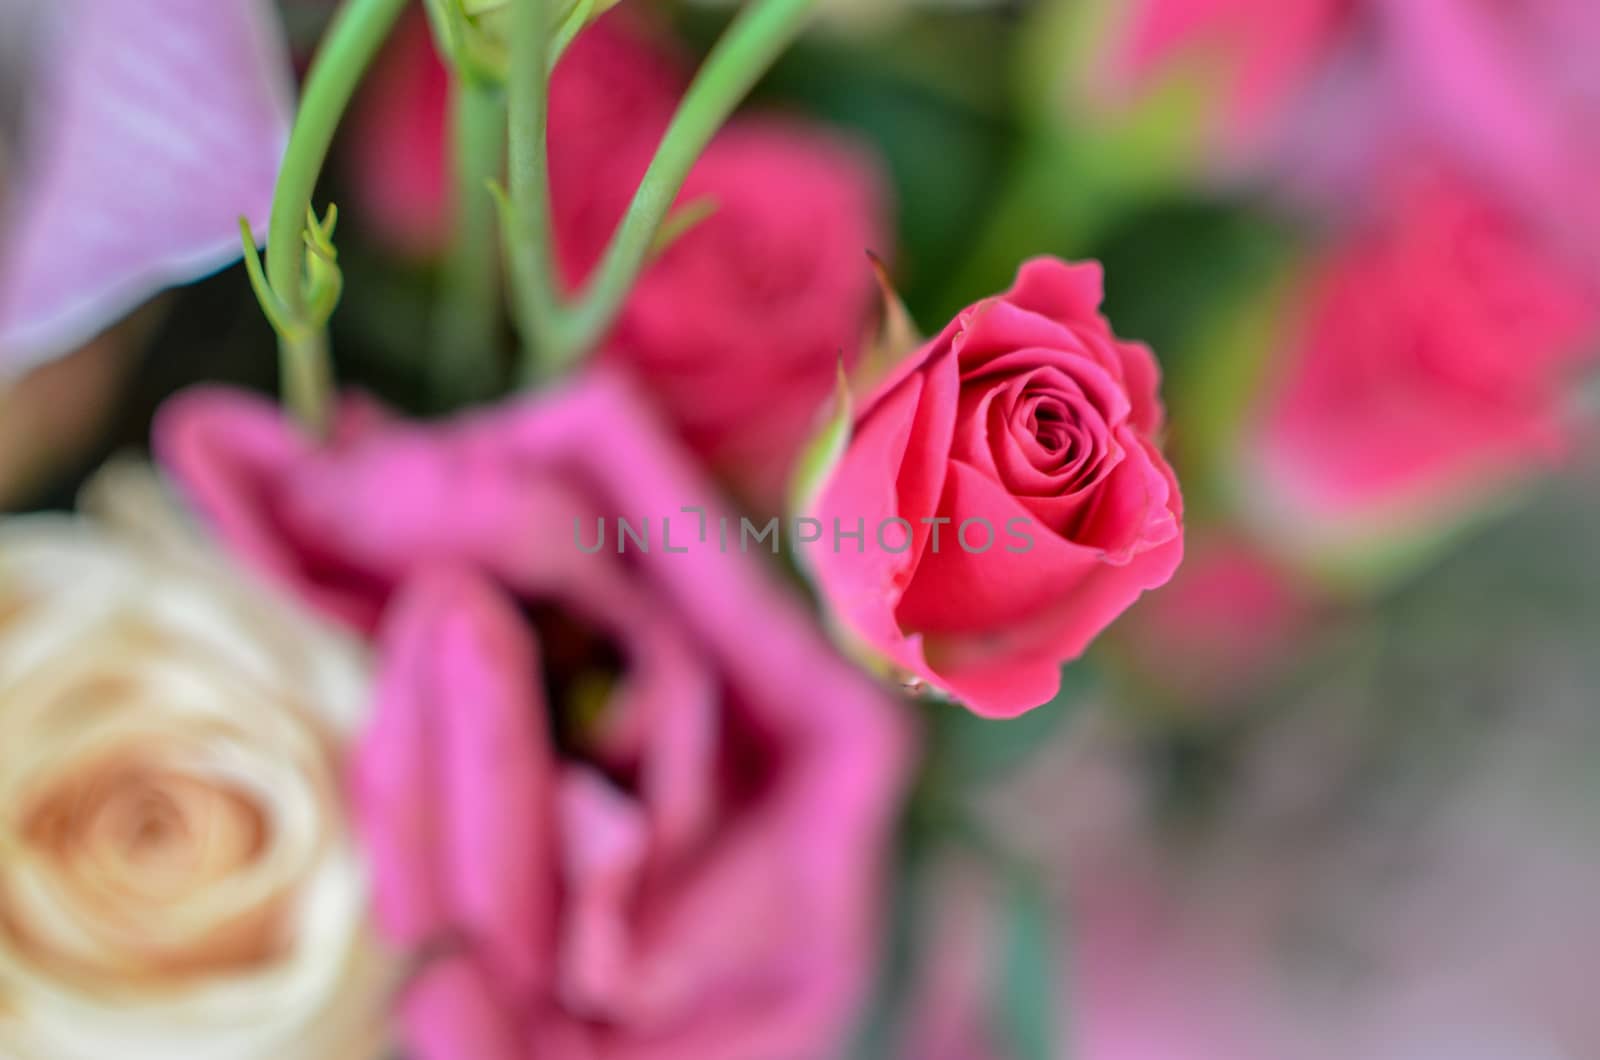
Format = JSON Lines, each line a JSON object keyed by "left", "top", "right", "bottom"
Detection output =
{"left": 156, "top": 373, "right": 912, "bottom": 1060}
{"left": 809, "top": 257, "right": 1184, "bottom": 718}
{"left": 1249, "top": 175, "right": 1598, "bottom": 557}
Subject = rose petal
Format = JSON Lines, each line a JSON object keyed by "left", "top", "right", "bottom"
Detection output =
{"left": 811, "top": 369, "right": 936, "bottom": 670}
{"left": 896, "top": 455, "right": 1182, "bottom": 717}
{"left": 554, "top": 766, "right": 651, "bottom": 1022}
{"left": 895, "top": 459, "right": 1107, "bottom": 637}
{"left": 403, "top": 955, "right": 525, "bottom": 1060}
{"left": 1006, "top": 257, "right": 1108, "bottom": 328}
{"left": 1379, "top": 0, "right": 1574, "bottom": 221}
{"left": 953, "top": 301, "right": 1097, "bottom": 377}
{"left": 155, "top": 388, "right": 387, "bottom": 629}
{"left": 357, "top": 569, "right": 557, "bottom": 996}
{"left": 1074, "top": 429, "right": 1181, "bottom": 560}
{"left": 1116, "top": 340, "right": 1166, "bottom": 436}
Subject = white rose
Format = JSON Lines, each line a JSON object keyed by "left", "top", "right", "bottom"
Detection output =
{"left": 0, "top": 466, "right": 391, "bottom": 1059}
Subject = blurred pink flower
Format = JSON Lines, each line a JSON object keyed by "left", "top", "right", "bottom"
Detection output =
{"left": 156, "top": 373, "right": 913, "bottom": 1060}
{"left": 0, "top": 0, "right": 291, "bottom": 376}
{"left": 1248, "top": 174, "right": 1599, "bottom": 556}
{"left": 809, "top": 258, "right": 1184, "bottom": 718}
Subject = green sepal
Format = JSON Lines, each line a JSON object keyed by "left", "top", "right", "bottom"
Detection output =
{"left": 787, "top": 361, "right": 855, "bottom": 523}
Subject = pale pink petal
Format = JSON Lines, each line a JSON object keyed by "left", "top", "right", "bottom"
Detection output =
{"left": 155, "top": 387, "right": 387, "bottom": 629}
{"left": 403, "top": 956, "right": 525, "bottom": 1060}
{"left": 1377, "top": 0, "right": 1575, "bottom": 221}
{"left": 358, "top": 569, "right": 559, "bottom": 996}
{"left": 0, "top": 0, "right": 291, "bottom": 373}
{"left": 555, "top": 767, "right": 651, "bottom": 1022}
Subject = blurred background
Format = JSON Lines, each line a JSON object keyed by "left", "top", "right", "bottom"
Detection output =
{"left": 5, "top": 1, "right": 1600, "bottom": 1057}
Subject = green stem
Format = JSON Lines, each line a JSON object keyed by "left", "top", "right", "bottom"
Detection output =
{"left": 266, "top": 0, "right": 409, "bottom": 432}
{"left": 432, "top": 77, "right": 508, "bottom": 408}
{"left": 504, "top": 0, "right": 563, "bottom": 368}
{"left": 517, "top": 0, "right": 819, "bottom": 383}
{"left": 280, "top": 329, "right": 335, "bottom": 430}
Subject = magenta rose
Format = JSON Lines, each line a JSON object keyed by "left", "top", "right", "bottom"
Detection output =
{"left": 809, "top": 257, "right": 1184, "bottom": 718}
{"left": 1249, "top": 174, "right": 1598, "bottom": 561}
{"left": 156, "top": 373, "right": 912, "bottom": 1060}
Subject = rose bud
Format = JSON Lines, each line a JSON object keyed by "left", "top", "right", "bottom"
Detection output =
{"left": 1244, "top": 174, "right": 1599, "bottom": 578}
{"left": 806, "top": 257, "right": 1184, "bottom": 718}
{"left": 157, "top": 372, "right": 914, "bottom": 1060}
{"left": 0, "top": 0, "right": 290, "bottom": 376}
{"left": 0, "top": 465, "right": 388, "bottom": 1059}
